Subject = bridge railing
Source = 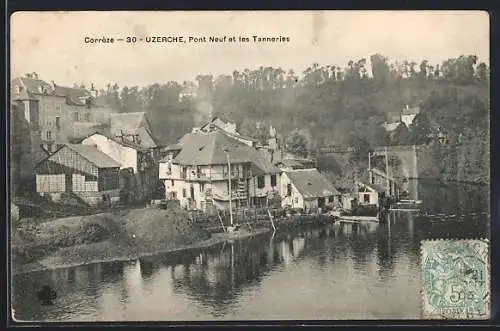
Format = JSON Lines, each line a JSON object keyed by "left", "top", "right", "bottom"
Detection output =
{"left": 314, "top": 144, "right": 424, "bottom": 155}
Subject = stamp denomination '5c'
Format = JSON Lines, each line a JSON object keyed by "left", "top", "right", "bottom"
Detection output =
{"left": 421, "top": 239, "right": 490, "bottom": 319}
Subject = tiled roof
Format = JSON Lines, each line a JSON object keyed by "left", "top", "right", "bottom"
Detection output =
{"left": 65, "top": 144, "right": 121, "bottom": 168}
{"left": 285, "top": 169, "right": 339, "bottom": 199}
{"left": 172, "top": 130, "right": 281, "bottom": 174}
{"left": 173, "top": 131, "right": 255, "bottom": 166}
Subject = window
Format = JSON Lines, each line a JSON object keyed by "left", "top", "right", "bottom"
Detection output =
{"left": 171, "top": 180, "right": 174, "bottom": 187}
{"left": 46, "top": 131, "right": 52, "bottom": 140}
{"left": 270, "top": 174, "right": 277, "bottom": 187}
{"left": 200, "top": 183, "right": 205, "bottom": 192}
{"left": 56, "top": 104, "right": 62, "bottom": 112}
{"left": 74, "top": 112, "right": 79, "bottom": 121}
{"left": 257, "top": 176, "right": 265, "bottom": 189}
{"left": 364, "top": 194, "right": 370, "bottom": 203}
{"left": 85, "top": 112, "right": 91, "bottom": 121}
{"left": 231, "top": 165, "right": 238, "bottom": 177}
{"left": 287, "top": 183, "right": 292, "bottom": 197}
{"left": 182, "top": 188, "right": 187, "bottom": 198}
{"left": 55, "top": 117, "right": 60, "bottom": 130}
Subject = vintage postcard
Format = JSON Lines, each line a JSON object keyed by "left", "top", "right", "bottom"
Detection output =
{"left": 9, "top": 11, "right": 490, "bottom": 322}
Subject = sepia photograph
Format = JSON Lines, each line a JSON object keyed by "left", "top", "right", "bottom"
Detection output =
{"left": 9, "top": 11, "right": 490, "bottom": 322}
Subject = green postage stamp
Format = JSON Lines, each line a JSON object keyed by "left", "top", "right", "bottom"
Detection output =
{"left": 421, "top": 239, "right": 490, "bottom": 319}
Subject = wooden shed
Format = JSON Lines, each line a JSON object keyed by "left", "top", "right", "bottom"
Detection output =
{"left": 34, "top": 144, "right": 121, "bottom": 205}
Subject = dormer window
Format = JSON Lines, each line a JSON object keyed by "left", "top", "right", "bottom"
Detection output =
{"left": 14, "top": 85, "right": 20, "bottom": 95}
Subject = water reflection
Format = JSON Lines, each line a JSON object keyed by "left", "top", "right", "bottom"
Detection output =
{"left": 12, "top": 180, "right": 490, "bottom": 321}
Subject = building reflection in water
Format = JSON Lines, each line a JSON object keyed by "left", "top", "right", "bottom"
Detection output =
{"left": 11, "top": 180, "right": 490, "bottom": 321}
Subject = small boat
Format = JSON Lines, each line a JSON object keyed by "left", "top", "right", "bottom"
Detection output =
{"left": 389, "top": 199, "right": 423, "bottom": 212}
{"left": 398, "top": 199, "right": 423, "bottom": 205}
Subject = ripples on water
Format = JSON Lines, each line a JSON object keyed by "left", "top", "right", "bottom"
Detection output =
{"left": 12, "top": 181, "right": 489, "bottom": 321}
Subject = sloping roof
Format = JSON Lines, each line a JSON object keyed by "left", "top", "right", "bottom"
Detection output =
{"left": 110, "top": 112, "right": 147, "bottom": 132}
{"left": 361, "top": 182, "right": 386, "bottom": 193}
{"left": 64, "top": 144, "right": 121, "bottom": 168}
{"left": 222, "top": 127, "right": 257, "bottom": 143}
{"left": 163, "top": 143, "right": 183, "bottom": 152}
{"left": 285, "top": 169, "right": 340, "bottom": 199}
{"left": 247, "top": 148, "right": 281, "bottom": 175}
{"left": 173, "top": 131, "right": 255, "bottom": 165}
{"left": 54, "top": 85, "right": 90, "bottom": 98}
{"left": 12, "top": 77, "right": 91, "bottom": 97}
{"left": 12, "top": 77, "right": 52, "bottom": 95}
{"left": 172, "top": 131, "right": 281, "bottom": 174}
{"left": 12, "top": 77, "right": 92, "bottom": 106}
{"left": 280, "top": 159, "right": 305, "bottom": 168}
{"left": 109, "top": 112, "right": 157, "bottom": 148}
{"left": 79, "top": 132, "right": 149, "bottom": 151}
{"left": 280, "top": 158, "right": 315, "bottom": 169}
{"left": 133, "top": 126, "right": 157, "bottom": 149}
{"left": 383, "top": 122, "right": 402, "bottom": 132}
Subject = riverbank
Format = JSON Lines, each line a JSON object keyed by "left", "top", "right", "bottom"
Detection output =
{"left": 12, "top": 207, "right": 271, "bottom": 276}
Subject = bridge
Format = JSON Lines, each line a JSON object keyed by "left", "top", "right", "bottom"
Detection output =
{"left": 371, "top": 145, "right": 422, "bottom": 179}
{"left": 316, "top": 144, "right": 431, "bottom": 200}
{"left": 316, "top": 145, "right": 426, "bottom": 178}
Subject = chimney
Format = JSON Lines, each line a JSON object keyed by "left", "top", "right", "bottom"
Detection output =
{"left": 89, "top": 83, "right": 98, "bottom": 99}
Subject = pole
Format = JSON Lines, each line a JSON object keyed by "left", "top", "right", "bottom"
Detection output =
{"left": 384, "top": 147, "right": 390, "bottom": 194}
{"left": 226, "top": 152, "right": 234, "bottom": 227}
{"left": 368, "top": 151, "right": 372, "bottom": 184}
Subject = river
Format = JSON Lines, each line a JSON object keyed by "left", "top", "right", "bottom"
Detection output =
{"left": 11, "top": 180, "right": 490, "bottom": 321}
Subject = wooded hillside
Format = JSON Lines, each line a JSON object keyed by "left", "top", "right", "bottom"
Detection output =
{"left": 93, "top": 54, "right": 489, "bottom": 183}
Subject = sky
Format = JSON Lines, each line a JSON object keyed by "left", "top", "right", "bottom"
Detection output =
{"left": 10, "top": 11, "right": 489, "bottom": 89}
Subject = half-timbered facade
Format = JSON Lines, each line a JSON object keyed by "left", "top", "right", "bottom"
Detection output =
{"left": 34, "top": 144, "right": 121, "bottom": 205}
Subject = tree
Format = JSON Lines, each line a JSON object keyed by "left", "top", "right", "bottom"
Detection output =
{"left": 419, "top": 60, "right": 429, "bottom": 79}
{"left": 409, "top": 113, "right": 433, "bottom": 144}
{"left": 370, "top": 54, "right": 390, "bottom": 85}
{"left": 285, "top": 130, "right": 308, "bottom": 158}
{"left": 391, "top": 123, "right": 412, "bottom": 145}
{"left": 476, "top": 62, "right": 489, "bottom": 83}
